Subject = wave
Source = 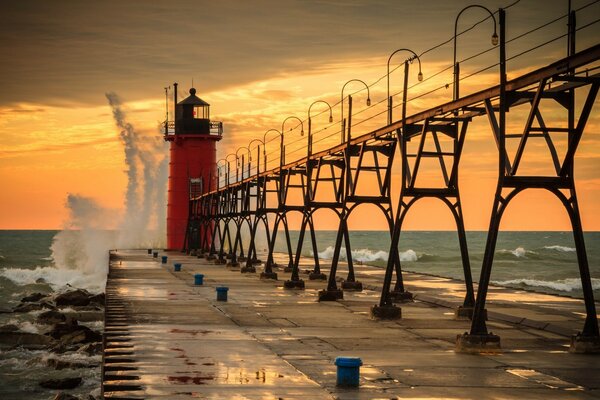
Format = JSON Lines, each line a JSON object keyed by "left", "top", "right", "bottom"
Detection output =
{"left": 315, "top": 246, "right": 418, "bottom": 263}
{"left": 497, "top": 246, "right": 537, "bottom": 258}
{"left": 492, "top": 278, "right": 600, "bottom": 293}
{"left": 544, "top": 245, "right": 576, "bottom": 252}
{"left": 5, "top": 318, "right": 43, "bottom": 334}
{"left": 0, "top": 265, "right": 105, "bottom": 294}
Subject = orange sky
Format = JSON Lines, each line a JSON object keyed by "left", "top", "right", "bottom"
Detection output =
{"left": 1, "top": 0, "right": 599, "bottom": 231}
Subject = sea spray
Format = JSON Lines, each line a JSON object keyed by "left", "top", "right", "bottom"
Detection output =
{"left": 106, "top": 92, "right": 169, "bottom": 249}
{"left": 492, "top": 278, "right": 600, "bottom": 293}
{"left": 314, "top": 246, "right": 418, "bottom": 263}
{"left": 40, "top": 93, "right": 168, "bottom": 292}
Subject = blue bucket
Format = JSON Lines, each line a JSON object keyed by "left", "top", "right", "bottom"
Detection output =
{"left": 174, "top": 263, "right": 182, "bottom": 272}
{"left": 194, "top": 274, "right": 204, "bottom": 285}
{"left": 161, "top": 256, "right": 168, "bottom": 264}
{"left": 153, "top": 251, "right": 158, "bottom": 258}
{"left": 147, "top": 249, "right": 152, "bottom": 254}
{"left": 334, "top": 357, "right": 362, "bottom": 387}
{"left": 216, "top": 287, "right": 229, "bottom": 301}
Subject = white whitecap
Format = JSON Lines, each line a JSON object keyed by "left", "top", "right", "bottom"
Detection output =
{"left": 544, "top": 245, "right": 576, "bottom": 252}
{"left": 316, "top": 246, "right": 417, "bottom": 263}
{"left": 498, "top": 246, "right": 536, "bottom": 258}
{"left": 0, "top": 265, "right": 105, "bottom": 294}
{"left": 492, "top": 278, "right": 600, "bottom": 292}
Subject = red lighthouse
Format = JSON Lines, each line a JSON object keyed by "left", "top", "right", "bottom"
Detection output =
{"left": 165, "top": 84, "right": 222, "bottom": 250}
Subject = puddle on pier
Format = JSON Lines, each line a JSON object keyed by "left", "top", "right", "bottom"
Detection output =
{"left": 166, "top": 367, "right": 287, "bottom": 385}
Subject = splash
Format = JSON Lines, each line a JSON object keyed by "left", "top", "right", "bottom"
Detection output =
{"left": 106, "top": 92, "right": 169, "bottom": 249}
{"left": 544, "top": 245, "right": 576, "bottom": 252}
{"left": 498, "top": 246, "right": 537, "bottom": 258}
{"left": 40, "top": 93, "right": 169, "bottom": 292}
{"left": 492, "top": 278, "right": 600, "bottom": 293}
{"left": 315, "top": 246, "right": 418, "bottom": 263}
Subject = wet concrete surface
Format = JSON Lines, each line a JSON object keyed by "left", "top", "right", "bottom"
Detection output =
{"left": 103, "top": 250, "right": 600, "bottom": 399}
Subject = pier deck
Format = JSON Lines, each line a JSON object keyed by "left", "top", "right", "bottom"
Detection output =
{"left": 103, "top": 250, "right": 600, "bottom": 399}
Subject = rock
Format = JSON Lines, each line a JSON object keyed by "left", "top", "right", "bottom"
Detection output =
{"left": 39, "top": 377, "right": 82, "bottom": 389}
{"left": 55, "top": 289, "right": 92, "bottom": 307}
{"left": 0, "top": 331, "right": 55, "bottom": 348}
{"left": 35, "top": 277, "right": 47, "bottom": 284}
{"left": 88, "top": 293, "right": 105, "bottom": 306}
{"left": 46, "top": 322, "right": 79, "bottom": 339}
{"left": 37, "top": 310, "right": 68, "bottom": 325}
{"left": 47, "top": 323, "right": 102, "bottom": 345}
{"left": 0, "top": 324, "right": 19, "bottom": 333}
{"left": 78, "top": 342, "right": 103, "bottom": 356}
{"left": 53, "top": 393, "right": 80, "bottom": 400}
{"left": 47, "top": 357, "right": 93, "bottom": 370}
{"left": 13, "top": 301, "right": 55, "bottom": 313}
{"left": 21, "top": 292, "right": 46, "bottom": 303}
{"left": 62, "top": 310, "right": 104, "bottom": 322}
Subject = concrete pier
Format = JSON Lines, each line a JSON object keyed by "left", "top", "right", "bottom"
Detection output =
{"left": 103, "top": 250, "right": 600, "bottom": 399}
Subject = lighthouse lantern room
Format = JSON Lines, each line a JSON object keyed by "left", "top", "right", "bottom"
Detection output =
{"left": 165, "top": 83, "right": 222, "bottom": 250}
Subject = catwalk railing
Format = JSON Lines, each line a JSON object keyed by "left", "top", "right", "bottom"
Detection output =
{"left": 184, "top": 5, "right": 600, "bottom": 354}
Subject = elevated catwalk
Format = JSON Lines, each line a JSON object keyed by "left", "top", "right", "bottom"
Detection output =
{"left": 102, "top": 250, "right": 599, "bottom": 399}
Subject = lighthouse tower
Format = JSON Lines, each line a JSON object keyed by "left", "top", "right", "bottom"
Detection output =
{"left": 165, "top": 84, "right": 222, "bottom": 250}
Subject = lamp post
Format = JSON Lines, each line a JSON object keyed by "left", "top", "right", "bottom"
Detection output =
{"left": 216, "top": 158, "right": 228, "bottom": 190}
{"left": 263, "top": 128, "right": 283, "bottom": 171}
{"left": 387, "top": 48, "right": 423, "bottom": 125}
{"left": 248, "top": 138, "right": 264, "bottom": 176}
{"left": 341, "top": 79, "right": 370, "bottom": 144}
{"left": 281, "top": 116, "right": 304, "bottom": 167}
{"left": 453, "top": 4, "right": 498, "bottom": 101}
{"left": 225, "top": 153, "right": 238, "bottom": 186}
{"left": 307, "top": 100, "right": 333, "bottom": 158}
{"left": 236, "top": 146, "right": 251, "bottom": 182}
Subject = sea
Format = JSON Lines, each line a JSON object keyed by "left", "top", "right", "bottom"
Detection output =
{"left": 0, "top": 229, "right": 599, "bottom": 398}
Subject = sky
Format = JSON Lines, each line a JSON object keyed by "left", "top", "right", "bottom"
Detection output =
{"left": 1, "top": 0, "right": 600, "bottom": 231}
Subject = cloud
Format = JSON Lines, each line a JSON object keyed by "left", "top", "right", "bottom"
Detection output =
{"left": 2, "top": 0, "right": 595, "bottom": 108}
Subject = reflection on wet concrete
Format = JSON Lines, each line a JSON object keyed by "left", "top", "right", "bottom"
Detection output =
{"left": 104, "top": 250, "right": 600, "bottom": 399}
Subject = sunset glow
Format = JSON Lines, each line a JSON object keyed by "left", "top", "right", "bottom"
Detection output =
{"left": 1, "top": 0, "right": 599, "bottom": 231}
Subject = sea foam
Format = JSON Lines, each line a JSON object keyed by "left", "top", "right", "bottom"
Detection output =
{"left": 544, "top": 245, "right": 576, "bottom": 252}
{"left": 492, "top": 277, "right": 600, "bottom": 292}
{"left": 316, "top": 246, "right": 418, "bottom": 263}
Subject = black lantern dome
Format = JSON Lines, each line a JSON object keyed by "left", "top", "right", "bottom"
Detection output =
{"left": 175, "top": 88, "right": 211, "bottom": 134}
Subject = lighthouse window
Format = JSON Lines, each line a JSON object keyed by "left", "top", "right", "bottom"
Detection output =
{"left": 194, "top": 106, "right": 209, "bottom": 119}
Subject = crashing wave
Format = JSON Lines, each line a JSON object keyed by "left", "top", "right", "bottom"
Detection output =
{"left": 498, "top": 246, "right": 537, "bottom": 258}
{"left": 544, "top": 245, "right": 576, "bottom": 252}
{"left": 492, "top": 277, "right": 600, "bottom": 292}
{"left": 315, "top": 246, "right": 418, "bottom": 263}
{"left": 0, "top": 265, "right": 105, "bottom": 294}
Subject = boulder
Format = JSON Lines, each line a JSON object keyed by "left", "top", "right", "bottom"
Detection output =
{"left": 47, "top": 322, "right": 80, "bottom": 340}
{"left": 21, "top": 292, "right": 46, "bottom": 303}
{"left": 53, "top": 393, "right": 80, "bottom": 400}
{"left": 0, "top": 324, "right": 19, "bottom": 333}
{"left": 0, "top": 331, "right": 55, "bottom": 348}
{"left": 55, "top": 289, "right": 92, "bottom": 307}
{"left": 78, "top": 342, "right": 103, "bottom": 356}
{"left": 47, "top": 323, "right": 102, "bottom": 345}
{"left": 13, "top": 301, "right": 55, "bottom": 313}
{"left": 39, "top": 377, "right": 82, "bottom": 389}
{"left": 47, "top": 357, "right": 93, "bottom": 370}
{"left": 37, "top": 310, "right": 68, "bottom": 325}
{"left": 88, "top": 293, "right": 105, "bottom": 306}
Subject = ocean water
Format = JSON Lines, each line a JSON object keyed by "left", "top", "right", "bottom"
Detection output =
{"left": 0, "top": 229, "right": 599, "bottom": 398}
{"left": 272, "top": 230, "right": 600, "bottom": 299}
{"left": 0, "top": 230, "right": 106, "bottom": 399}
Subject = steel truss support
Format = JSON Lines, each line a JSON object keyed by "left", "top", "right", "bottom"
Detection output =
{"left": 372, "top": 114, "right": 476, "bottom": 319}
{"left": 318, "top": 127, "right": 398, "bottom": 301}
{"left": 289, "top": 212, "right": 324, "bottom": 282}
{"left": 457, "top": 69, "right": 600, "bottom": 353}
